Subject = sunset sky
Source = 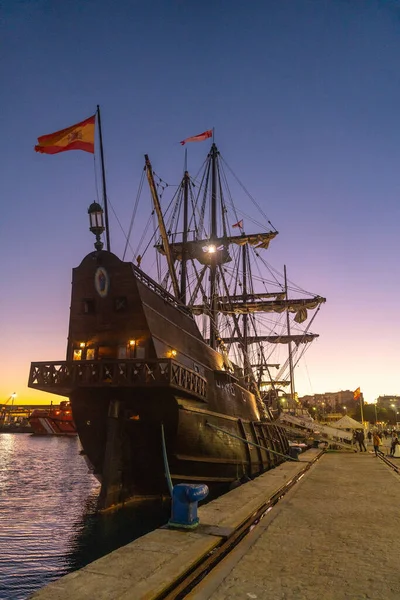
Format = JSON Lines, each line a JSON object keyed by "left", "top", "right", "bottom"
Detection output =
{"left": 2, "top": 0, "right": 400, "bottom": 406}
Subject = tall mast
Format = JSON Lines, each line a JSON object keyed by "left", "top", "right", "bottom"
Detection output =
{"left": 180, "top": 167, "right": 189, "bottom": 304}
{"left": 209, "top": 143, "right": 218, "bottom": 349}
{"left": 145, "top": 154, "right": 180, "bottom": 298}
{"left": 242, "top": 242, "right": 248, "bottom": 384}
{"left": 96, "top": 105, "right": 111, "bottom": 252}
{"left": 284, "top": 265, "right": 295, "bottom": 402}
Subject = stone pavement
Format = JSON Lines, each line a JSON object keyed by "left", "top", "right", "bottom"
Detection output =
{"left": 189, "top": 452, "right": 400, "bottom": 600}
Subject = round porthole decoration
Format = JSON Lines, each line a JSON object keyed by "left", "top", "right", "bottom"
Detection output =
{"left": 94, "top": 267, "right": 110, "bottom": 298}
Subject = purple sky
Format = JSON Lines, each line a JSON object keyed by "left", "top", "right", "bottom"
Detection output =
{"left": 2, "top": 0, "right": 400, "bottom": 405}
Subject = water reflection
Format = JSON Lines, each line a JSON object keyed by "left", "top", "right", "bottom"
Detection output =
{"left": 66, "top": 498, "right": 169, "bottom": 572}
{"left": 0, "top": 435, "right": 168, "bottom": 600}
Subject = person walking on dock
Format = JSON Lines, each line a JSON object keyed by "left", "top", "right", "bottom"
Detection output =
{"left": 390, "top": 433, "right": 399, "bottom": 457}
{"left": 356, "top": 429, "right": 367, "bottom": 452}
{"left": 367, "top": 430, "right": 372, "bottom": 442}
{"left": 373, "top": 432, "right": 383, "bottom": 457}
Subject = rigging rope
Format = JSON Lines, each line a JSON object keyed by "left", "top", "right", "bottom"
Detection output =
{"left": 220, "top": 155, "right": 278, "bottom": 232}
{"left": 123, "top": 169, "right": 145, "bottom": 261}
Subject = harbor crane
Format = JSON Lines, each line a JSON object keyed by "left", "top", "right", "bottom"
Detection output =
{"left": 0, "top": 392, "right": 17, "bottom": 420}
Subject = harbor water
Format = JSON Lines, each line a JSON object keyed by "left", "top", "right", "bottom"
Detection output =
{"left": 0, "top": 434, "right": 169, "bottom": 600}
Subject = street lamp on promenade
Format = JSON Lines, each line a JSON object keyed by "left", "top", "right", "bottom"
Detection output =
{"left": 390, "top": 404, "right": 397, "bottom": 426}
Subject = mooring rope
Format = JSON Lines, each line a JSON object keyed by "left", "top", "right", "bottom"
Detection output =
{"left": 206, "top": 421, "right": 304, "bottom": 462}
{"left": 161, "top": 423, "right": 174, "bottom": 496}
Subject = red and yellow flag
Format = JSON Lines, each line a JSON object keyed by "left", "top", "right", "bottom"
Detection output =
{"left": 353, "top": 387, "right": 361, "bottom": 400}
{"left": 35, "top": 115, "right": 95, "bottom": 155}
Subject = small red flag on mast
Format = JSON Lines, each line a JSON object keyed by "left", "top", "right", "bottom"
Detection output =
{"left": 180, "top": 129, "right": 212, "bottom": 145}
{"left": 232, "top": 220, "right": 243, "bottom": 228}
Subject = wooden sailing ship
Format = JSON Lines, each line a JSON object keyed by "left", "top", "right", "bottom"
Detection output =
{"left": 28, "top": 139, "right": 325, "bottom": 510}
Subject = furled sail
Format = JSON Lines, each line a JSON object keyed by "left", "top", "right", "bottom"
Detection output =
{"left": 218, "top": 292, "right": 286, "bottom": 302}
{"left": 191, "top": 296, "right": 326, "bottom": 315}
{"left": 215, "top": 334, "right": 318, "bottom": 345}
{"left": 156, "top": 232, "right": 278, "bottom": 265}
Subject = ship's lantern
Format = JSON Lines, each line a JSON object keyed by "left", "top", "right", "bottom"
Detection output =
{"left": 88, "top": 202, "right": 105, "bottom": 251}
{"left": 206, "top": 244, "right": 216, "bottom": 254}
{"left": 129, "top": 340, "right": 136, "bottom": 347}
{"left": 170, "top": 349, "right": 177, "bottom": 358}
{"left": 79, "top": 342, "right": 86, "bottom": 348}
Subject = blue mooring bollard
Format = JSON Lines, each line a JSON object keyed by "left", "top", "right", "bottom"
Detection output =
{"left": 289, "top": 446, "right": 302, "bottom": 460}
{"left": 168, "top": 483, "right": 209, "bottom": 529}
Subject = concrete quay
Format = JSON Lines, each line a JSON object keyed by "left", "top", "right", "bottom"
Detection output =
{"left": 189, "top": 451, "right": 400, "bottom": 600}
{"left": 30, "top": 448, "right": 400, "bottom": 600}
{"left": 29, "top": 450, "right": 318, "bottom": 600}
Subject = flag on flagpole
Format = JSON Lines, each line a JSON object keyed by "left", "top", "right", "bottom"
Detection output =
{"left": 180, "top": 129, "right": 212, "bottom": 146}
{"left": 35, "top": 115, "right": 96, "bottom": 155}
{"left": 353, "top": 387, "right": 361, "bottom": 400}
{"left": 232, "top": 220, "right": 243, "bottom": 228}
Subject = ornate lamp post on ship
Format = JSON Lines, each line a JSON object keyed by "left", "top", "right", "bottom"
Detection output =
{"left": 88, "top": 202, "right": 105, "bottom": 251}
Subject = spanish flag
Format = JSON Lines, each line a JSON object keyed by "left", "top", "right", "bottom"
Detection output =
{"left": 353, "top": 387, "right": 361, "bottom": 400}
{"left": 35, "top": 115, "right": 95, "bottom": 155}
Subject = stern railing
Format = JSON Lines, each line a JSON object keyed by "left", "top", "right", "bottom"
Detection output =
{"left": 28, "top": 359, "right": 207, "bottom": 400}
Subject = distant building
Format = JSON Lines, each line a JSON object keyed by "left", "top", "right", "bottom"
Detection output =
{"left": 321, "top": 412, "right": 343, "bottom": 423}
{"left": 376, "top": 395, "right": 400, "bottom": 410}
{"left": 299, "top": 390, "right": 357, "bottom": 412}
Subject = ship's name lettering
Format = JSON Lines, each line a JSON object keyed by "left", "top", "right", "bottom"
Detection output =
{"left": 216, "top": 380, "right": 235, "bottom": 395}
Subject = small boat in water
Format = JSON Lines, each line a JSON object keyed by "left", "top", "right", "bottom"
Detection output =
{"left": 28, "top": 401, "right": 77, "bottom": 435}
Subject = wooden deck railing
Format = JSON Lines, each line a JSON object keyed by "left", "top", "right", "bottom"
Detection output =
{"left": 28, "top": 359, "right": 207, "bottom": 400}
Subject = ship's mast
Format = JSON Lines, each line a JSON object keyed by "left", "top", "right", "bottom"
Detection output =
{"left": 146, "top": 144, "right": 325, "bottom": 400}
{"left": 242, "top": 242, "right": 248, "bottom": 384}
{"left": 209, "top": 143, "right": 218, "bottom": 349}
{"left": 284, "top": 265, "right": 296, "bottom": 402}
{"left": 145, "top": 154, "right": 180, "bottom": 298}
{"left": 180, "top": 169, "right": 189, "bottom": 304}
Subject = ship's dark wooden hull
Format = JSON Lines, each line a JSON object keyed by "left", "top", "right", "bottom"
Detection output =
{"left": 71, "top": 386, "right": 289, "bottom": 510}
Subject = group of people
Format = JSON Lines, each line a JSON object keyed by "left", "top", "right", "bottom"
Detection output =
{"left": 353, "top": 429, "right": 400, "bottom": 457}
